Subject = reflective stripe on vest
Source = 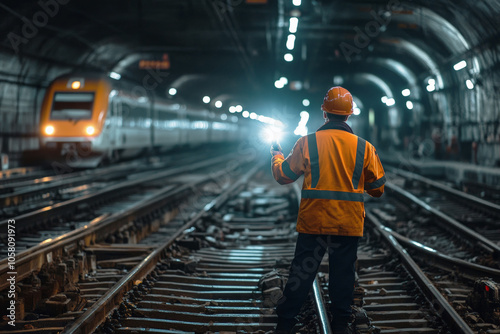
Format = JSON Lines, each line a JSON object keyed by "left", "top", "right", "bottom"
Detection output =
{"left": 308, "top": 133, "right": 366, "bottom": 190}
{"left": 302, "top": 189, "right": 364, "bottom": 202}
{"left": 282, "top": 160, "right": 301, "bottom": 181}
{"left": 304, "top": 133, "right": 369, "bottom": 202}
{"left": 307, "top": 133, "right": 320, "bottom": 188}
{"left": 365, "top": 175, "right": 386, "bottom": 190}
{"left": 351, "top": 137, "right": 366, "bottom": 189}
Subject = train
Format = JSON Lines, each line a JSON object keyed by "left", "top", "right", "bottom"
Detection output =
{"left": 39, "top": 73, "right": 246, "bottom": 167}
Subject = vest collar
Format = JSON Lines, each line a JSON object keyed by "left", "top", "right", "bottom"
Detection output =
{"left": 317, "top": 121, "right": 354, "bottom": 134}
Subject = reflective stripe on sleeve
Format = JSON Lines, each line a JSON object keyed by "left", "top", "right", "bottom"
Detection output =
{"left": 365, "top": 175, "right": 386, "bottom": 190}
{"left": 351, "top": 137, "right": 366, "bottom": 189}
{"left": 302, "top": 189, "right": 364, "bottom": 202}
{"left": 282, "top": 160, "right": 301, "bottom": 181}
{"left": 308, "top": 133, "right": 320, "bottom": 188}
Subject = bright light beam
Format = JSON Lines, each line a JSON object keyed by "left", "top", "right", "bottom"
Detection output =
{"left": 261, "top": 126, "right": 283, "bottom": 143}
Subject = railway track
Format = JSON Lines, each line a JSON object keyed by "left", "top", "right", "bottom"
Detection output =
{"left": 65, "top": 168, "right": 483, "bottom": 334}
{"left": 360, "top": 166, "right": 500, "bottom": 332}
{"left": 0, "top": 150, "right": 236, "bottom": 253}
{"left": 0, "top": 154, "right": 254, "bottom": 331}
{"left": 364, "top": 209, "right": 500, "bottom": 333}
{"left": 388, "top": 167, "right": 500, "bottom": 227}
{"left": 0, "top": 150, "right": 215, "bottom": 218}
{"left": 0, "top": 160, "right": 334, "bottom": 334}
{"left": 361, "top": 211, "right": 473, "bottom": 334}
{"left": 3, "top": 159, "right": 500, "bottom": 333}
{"left": 380, "top": 155, "right": 500, "bottom": 204}
{"left": 0, "top": 166, "right": 48, "bottom": 185}
{"left": 64, "top": 164, "right": 303, "bottom": 333}
{"left": 65, "top": 163, "right": 294, "bottom": 333}
{"left": 0, "top": 152, "right": 247, "bottom": 292}
{"left": 371, "top": 170, "right": 500, "bottom": 270}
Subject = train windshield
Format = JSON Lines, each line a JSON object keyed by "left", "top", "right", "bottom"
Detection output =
{"left": 50, "top": 92, "right": 94, "bottom": 120}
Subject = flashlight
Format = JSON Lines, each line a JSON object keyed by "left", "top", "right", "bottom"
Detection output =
{"left": 271, "top": 140, "right": 282, "bottom": 152}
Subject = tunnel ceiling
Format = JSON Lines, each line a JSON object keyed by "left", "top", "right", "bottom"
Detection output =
{"left": 0, "top": 0, "right": 499, "bottom": 127}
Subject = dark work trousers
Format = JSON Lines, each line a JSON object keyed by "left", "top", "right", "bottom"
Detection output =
{"left": 276, "top": 233, "right": 359, "bottom": 327}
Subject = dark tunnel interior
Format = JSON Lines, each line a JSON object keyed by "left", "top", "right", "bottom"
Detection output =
{"left": 2, "top": 2, "right": 500, "bottom": 333}
{"left": 0, "top": 0, "right": 499, "bottom": 166}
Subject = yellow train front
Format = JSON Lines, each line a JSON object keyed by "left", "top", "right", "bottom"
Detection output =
{"left": 39, "top": 73, "right": 244, "bottom": 167}
{"left": 40, "top": 75, "right": 118, "bottom": 167}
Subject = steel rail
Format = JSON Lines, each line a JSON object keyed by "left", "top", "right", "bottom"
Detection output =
{"left": 0, "top": 154, "right": 232, "bottom": 236}
{"left": 0, "top": 169, "right": 112, "bottom": 206}
{"left": 372, "top": 216, "right": 500, "bottom": 281}
{"left": 0, "top": 154, "right": 198, "bottom": 206}
{"left": 0, "top": 160, "right": 141, "bottom": 195}
{"left": 386, "top": 182, "right": 500, "bottom": 257}
{"left": 388, "top": 166, "right": 500, "bottom": 215}
{"left": 0, "top": 154, "right": 246, "bottom": 291}
{"left": 366, "top": 211, "right": 474, "bottom": 334}
{"left": 0, "top": 169, "right": 49, "bottom": 186}
{"left": 62, "top": 162, "right": 263, "bottom": 334}
{"left": 313, "top": 278, "right": 332, "bottom": 334}
{"left": 0, "top": 166, "right": 39, "bottom": 180}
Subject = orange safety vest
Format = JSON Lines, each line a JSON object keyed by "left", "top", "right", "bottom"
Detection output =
{"left": 272, "top": 121, "right": 385, "bottom": 236}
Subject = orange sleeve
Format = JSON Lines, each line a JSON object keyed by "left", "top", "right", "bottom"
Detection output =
{"left": 272, "top": 137, "right": 305, "bottom": 185}
{"left": 363, "top": 144, "right": 385, "bottom": 197}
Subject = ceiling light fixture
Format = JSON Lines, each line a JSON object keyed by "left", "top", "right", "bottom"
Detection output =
{"left": 289, "top": 17, "right": 298, "bottom": 33}
{"left": 453, "top": 60, "right": 467, "bottom": 71}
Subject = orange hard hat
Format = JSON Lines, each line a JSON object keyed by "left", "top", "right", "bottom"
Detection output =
{"left": 321, "top": 86, "right": 353, "bottom": 115}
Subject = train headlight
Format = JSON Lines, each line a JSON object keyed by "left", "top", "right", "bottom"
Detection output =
{"left": 45, "top": 125, "right": 55, "bottom": 135}
{"left": 71, "top": 81, "right": 81, "bottom": 89}
{"left": 86, "top": 126, "right": 95, "bottom": 135}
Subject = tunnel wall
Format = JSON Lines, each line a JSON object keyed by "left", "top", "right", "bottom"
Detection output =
{"left": 0, "top": 0, "right": 499, "bottom": 167}
{"left": 0, "top": 52, "right": 71, "bottom": 155}
{"left": 440, "top": 44, "right": 500, "bottom": 166}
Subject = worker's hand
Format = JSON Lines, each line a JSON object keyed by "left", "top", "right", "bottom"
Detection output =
{"left": 270, "top": 141, "right": 283, "bottom": 156}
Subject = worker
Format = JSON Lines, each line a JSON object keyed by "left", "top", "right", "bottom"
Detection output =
{"left": 271, "top": 86, "right": 385, "bottom": 334}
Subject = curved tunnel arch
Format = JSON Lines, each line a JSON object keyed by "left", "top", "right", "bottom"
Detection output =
{"left": 351, "top": 73, "right": 394, "bottom": 99}
{"left": 0, "top": 0, "right": 498, "bottom": 164}
{"left": 367, "top": 58, "right": 421, "bottom": 99}
{"left": 375, "top": 39, "right": 453, "bottom": 132}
